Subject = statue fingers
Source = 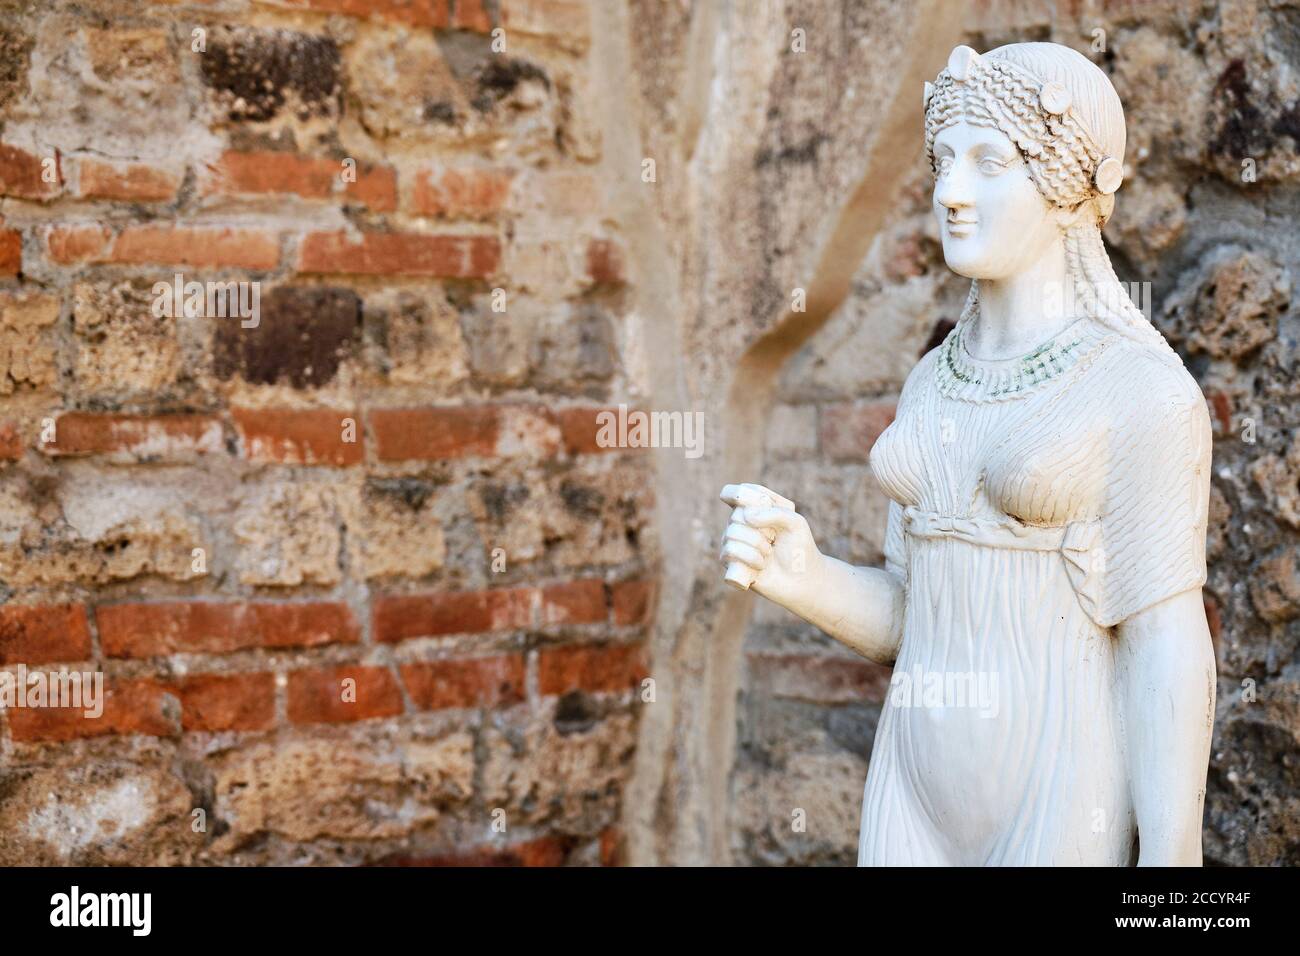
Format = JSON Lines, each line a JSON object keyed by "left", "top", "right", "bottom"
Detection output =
{"left": 738, "top": 483, "right": 795, "bottom": 511}
{"left": 741, "top": 506, "right": 804, "bottom": 535}
{"left": 723, "top": 522, "right": 773, "bottom": 557}
{"left": 720, "top": 539, "right": 766, "bottom": 572}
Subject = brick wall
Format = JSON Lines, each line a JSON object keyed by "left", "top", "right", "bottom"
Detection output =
{"left": 0, "top": 0, "right": 653, "bottom": 865}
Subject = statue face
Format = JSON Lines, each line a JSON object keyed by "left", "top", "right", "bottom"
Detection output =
{"left": 931, "top": 120, "right": 1063, "bottom": 280}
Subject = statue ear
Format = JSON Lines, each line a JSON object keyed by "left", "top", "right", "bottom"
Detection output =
{"left": 1051, "top": 201, "right": 1089, "bottom": 231}
{"left": 1054, "top": 196, "right": 1113, "bottom": 229}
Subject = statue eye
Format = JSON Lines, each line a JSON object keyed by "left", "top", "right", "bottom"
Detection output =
{"left": 936, "top": 156, "right": 954, "bottom": 176}
{"left": 978, "top": 157, "right": 1010, "bottom": 173}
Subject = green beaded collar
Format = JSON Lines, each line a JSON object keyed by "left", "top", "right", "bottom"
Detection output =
{"left": 934, "top": 317, "right": 1108, "bottom": 402}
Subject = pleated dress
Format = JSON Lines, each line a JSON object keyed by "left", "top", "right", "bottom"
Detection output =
{"left": 858, "top": 316, "right": 1211, "bottom": 866}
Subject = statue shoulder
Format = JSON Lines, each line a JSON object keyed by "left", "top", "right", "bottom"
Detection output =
{"left": 900, "top": 341, "right": 945, "bottom": 402}
{"left": 1096, "top": 338, "right": 1211, "bottom": 456}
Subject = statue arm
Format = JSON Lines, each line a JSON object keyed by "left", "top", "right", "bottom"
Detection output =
{"left": 1115, "top": 587, "right": 1216, "bottom": 866}
{"left": 770, "top": 553, "right": 906, "bottom": 666}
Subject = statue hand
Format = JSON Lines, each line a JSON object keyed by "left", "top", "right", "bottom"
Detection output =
{"left": 719, "top": 482, "right": 823, "bottom": 608}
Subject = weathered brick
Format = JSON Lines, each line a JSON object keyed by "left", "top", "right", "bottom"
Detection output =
{"left": 299, "top": 231, "right": 499, "bottom": 278}
{"left": 45, "top": 224, "right": 111, "bottom": 264}
{"left": 98, "top": 601, "right": 360, "bottom": 658}
{"left": 451, "top": 0, "right": 494, "bottom": 31}
{"left": 115, "top": 225, "right": 281, "bottom": 269}
{"left": 233, "top": 408, "right": 363, "bottom": 466}
{"left": 411, "top": 167, "right": 513, "bottom": 219}
{"left": 378, "top": 835, "right": 572, "bottom": 866}
{"left": 177, "top": 673, "right": 276, "bottom": 732}
{"left": 0, "top": 421, "right": 22, "bottom": 460}
{"left": 0, "top": 143, "right": 60, "bottom": 200}
{"left": 7, "top": 678, "right": 178, "bottom": 742}
{"left": 0, "top": 228, "right": 21, "bottom": 275}
{"left": 400, "top": 655, "right": 525, "bottom": 711}
{"left": 0, "top": 605, "right": 92, "bottom": 665}
{"left": 287, "top": 664, "right": 404, "bottom": 725}
{"left": 820, "top": 401, "right": 896, "bottom": 462}
{"left": 537, "top": 642, "right": 646, "bottom": 695}
{"left": 292, "top": 0, "right": 450, "bottom": 29}
{"left": 540, "top": 579, "right": 607, "bottom": 625}
{"left": 374, "top": 588, "right": 533, "bottom": 642}
{"left": 555, "top": 406, "right": 620, "bottom": 455}
{"left": 209, "top": 150, "right": 396, "bottom": 210}
{"left": 48, "top": 224, "right": 280, "bottom": 270}
{"left": 39, "top": 412, "right": 224, "bottom": 459}
{"left": 586, "top": 238, "right": 626, "bottom": 285}
{"left": 370, "top": 406, "right": 500, "bottom": 461}
{"left": 611, "top": 579, "right": 655, "bottom": 626}
{"left": 77, "top": 159, "right": 178, "bottom": 202}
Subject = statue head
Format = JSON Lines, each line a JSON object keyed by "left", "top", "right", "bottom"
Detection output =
{"left": 923, "top": 42, "right": 1172, "bottom": 356}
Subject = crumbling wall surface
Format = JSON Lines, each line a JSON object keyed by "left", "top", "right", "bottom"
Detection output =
{"left": 737, "top": 0, "right": 1300, "bottom": 866}
{"left": 0, "top": 0, "right": 654, "bottom": 866}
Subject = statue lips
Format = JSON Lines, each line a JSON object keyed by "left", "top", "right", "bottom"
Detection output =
{"left": 946, "top": 211, "right": 977, "bottom": 238}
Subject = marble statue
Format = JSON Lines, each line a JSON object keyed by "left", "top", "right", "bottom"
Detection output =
{"left": 719, "top": 42, "right": 1215, "bottom": 866}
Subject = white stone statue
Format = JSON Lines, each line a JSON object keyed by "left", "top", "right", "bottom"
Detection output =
{"left": 720, "top": 42, "right": 1216, "bottom": 866}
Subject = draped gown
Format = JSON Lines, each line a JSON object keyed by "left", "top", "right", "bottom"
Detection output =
{"left": 858, "top": 316, "right": 1211, "bottom": 866}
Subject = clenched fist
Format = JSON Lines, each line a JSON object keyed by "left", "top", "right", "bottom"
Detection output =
{"left": 718, "top": 482, "right": 823, "bottom": 606}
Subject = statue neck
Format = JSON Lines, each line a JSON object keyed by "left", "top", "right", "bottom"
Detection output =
{"left": 965, "top": 236, "right": 1074, "bottom": 361}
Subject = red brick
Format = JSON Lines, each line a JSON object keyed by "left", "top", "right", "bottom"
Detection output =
{"left": 233, "top": 408, "right": 363, "bottom": 466}
{"left": 537, "top": 643, "right": 647, "bottom": 695}
{"left": 586, "top": 238, "right": 625, "bottom": 285}
{"left": 112, "top": 225, "right": 280, "bottom": 269}
{"left": 0, "top": 605, "right": 92, "bottom": 665}
{"left": 0, "top": 143, "right": 60, "bottom": 200}
{"left": 746, "top": 651, "right": 893, "bottom": 705}
{"left": 370, "top": 406, "right": 501, "bottom": 461}
{"left": 0, "top": 228, "right": 20, "bottom": 275}
{"left": 540, "top": 579, "right": 607, "bottom": 625}
{"left": 48, "top": 224, "right": 280, "bottom": 269}
{"left": 299, "top": 231, "right": 499, "bottom": 278}
{"left": 820, "top": 401, "right": 896, "bottom": 462}
{"left": 78, "top": 159, "right": 179, "bottom": 202}
{"left": 7, "top": 677, "right": 179, "bottom": 742}
{"left": 39, "top": 412, "right": 224, "bottom": 458}
{"left": 209, "top": 150, "right": 396, "bottom": 211}
{"left": 295, "top": 0, "right": 450, "bottom": 28}
{"left": 0, "top": 422, "right": 23, "bottom": 460}
{"left": 377, "top": 835, "right": 572, "bottom": 866}
{"left": 555, "top": 406, "right": 621, "bottom": 455}
{"left": 411, "top": 167, "right": 513, "bottom": 219}
{"left": 374, "top": 588, "right": 533, "bottom": 643}
{"left": 599, "top": 826, "right": 622, "bottom": 866}
{"left": 177, "top": 673, "right": 276, "bottom": 732}
{"left": 1207, "top": 389, "right": 1233, "bottom": 434}
{"left": 611, "top": 579, "right": 655, "bottom": 626}
{"left": 98, "top": 601, "right": 360, "bottom": 658}
{"left": 400, "top": 655, "right": 525, "bottom": 711}
{"left": 451, "top": 0, "right": 494, "bottom": 31}
{"left": 45, "top": 224, "right": 111, "bottom": 264}
{"left": 287, "top": 665, "right": 404, "bottom": 725}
